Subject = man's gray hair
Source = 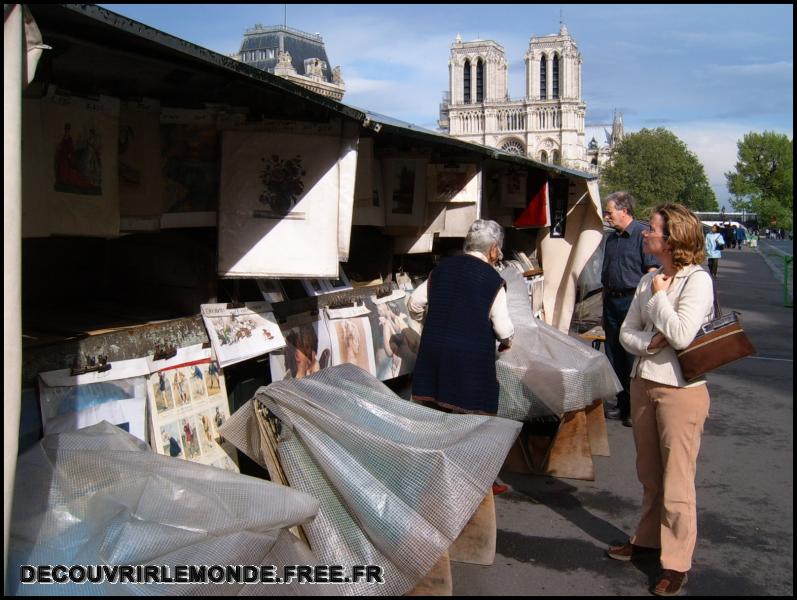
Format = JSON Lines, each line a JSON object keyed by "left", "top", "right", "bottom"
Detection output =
{"left": 605, "top": 191, "right": 636, "bottom": 217}
{"left": 464, "top": 219, "right": 504, "bottom": 254}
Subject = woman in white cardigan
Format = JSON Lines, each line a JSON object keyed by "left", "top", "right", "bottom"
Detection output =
{"left": 607, "top": 203, "right": 714, "bottom": 597}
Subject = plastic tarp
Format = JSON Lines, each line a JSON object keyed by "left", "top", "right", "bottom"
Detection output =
{"left": 496, "top": 266, "right": 621, "bottom": 419}
{"left": 7, "top": 422, "right": 333, "bottom": 596}
{"left": 221, "top": 364, "right": 521, "bottom": 596}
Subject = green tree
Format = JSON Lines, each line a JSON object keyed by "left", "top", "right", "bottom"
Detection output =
{"left": 726, "top": 131, "right": 793, "bottom": 231}
{"left": 599, "top": 128, "right": 718, "bottom": 216}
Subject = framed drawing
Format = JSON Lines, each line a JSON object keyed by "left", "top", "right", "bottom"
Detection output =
{"left": 500, "top": 170, "right": 528, "bottom": 208}
{"left": 39, "top": 92, "right": 121, "bottom": 237}
{"left": 427, "top": 163, "right": 480, "bottom": 203}
{"left": 353, "top": 138, "right": 385, "bottom": 227}
{"left": 217, "top": 121, "right": 353, "bottom": 278}
{"left": 269, "top": 311, "right": 334, "bottom": 382}
{"left": 119, "top": 99, "right": 163, "bottom": 219}
{"left": 160, "top": 108, "right": 221, "bottom": 224}
{"left": 383, "top": 158, "right": 427, "bottom": 227}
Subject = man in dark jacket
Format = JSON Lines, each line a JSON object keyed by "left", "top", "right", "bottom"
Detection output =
{"left": 601, "top": 192, "right": 659, "bottom": 427}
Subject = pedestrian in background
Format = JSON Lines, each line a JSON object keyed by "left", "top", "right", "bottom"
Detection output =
{"left": 705, "top": 224, "right": 724, "bottom": 277}
{"left": 601, "top": 191, "right": 659, "bottom": 427}
{"left": 735, "top": 225, "right": 746, "bottom": 249}
{"left": 608, "top": 203, "right": 715, "bottom": 597}
{"left": 723, "top": 223, "right": 734, "bottom": 248}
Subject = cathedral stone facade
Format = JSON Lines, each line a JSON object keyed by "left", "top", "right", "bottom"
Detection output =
{"left": 439, "top": 25, "right": 593, "bottom": 172}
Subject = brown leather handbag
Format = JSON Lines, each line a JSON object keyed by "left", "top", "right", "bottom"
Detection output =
{"left": 676, "top": 275, "right": 755, "bottom": 381}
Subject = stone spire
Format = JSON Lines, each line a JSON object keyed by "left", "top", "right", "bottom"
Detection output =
{"left": 611, "top": 109, "right": 625, "bottom": 145}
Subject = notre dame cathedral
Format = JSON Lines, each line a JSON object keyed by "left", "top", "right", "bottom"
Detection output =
{"left": 438, "top": 24, "right": 622, "bottom": 173}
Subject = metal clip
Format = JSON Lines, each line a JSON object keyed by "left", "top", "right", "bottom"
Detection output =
{"left": 328, "top": 297, "right": 357, "bottom": 310}
{"left": 153, "top": 344, "right": 177, "bottom": 361}
{"left": 70, "top": 355, "right": 112, "bottom": 376}
{"left": 376, "top": 285, "right": 394, "bottom": 299}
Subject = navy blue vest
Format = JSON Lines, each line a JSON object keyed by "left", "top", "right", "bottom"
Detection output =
{"left": 412, "top": 254, "right": 504, "bottom": 414}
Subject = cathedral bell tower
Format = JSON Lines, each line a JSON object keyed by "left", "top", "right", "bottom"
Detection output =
{"left": 439, "top": 23, "right": 589, "bottom": 170}
{"left": 524, "top": 23, "right": 586, "bottom": 166}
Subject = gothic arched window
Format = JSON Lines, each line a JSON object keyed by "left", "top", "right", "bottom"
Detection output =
{"left": 540, "top": 150, "right": 548, "bottom": 162}
{"left": 552, "top": 54, "right": 560, "bottom": 99}
{"left": 476, "top": 59, "right": 484, "bottom": 102}
{"left": 552, "top": 150, "right": 561, "bottom": 165}
{"left": 540, "top": 56, "right": 547, "bottom": 100}
{"left": 463, "top": 59, "right": 471, "bottom": 103}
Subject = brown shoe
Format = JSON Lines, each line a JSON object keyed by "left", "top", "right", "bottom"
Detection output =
{"left": 652, "top": 570, "right": 688, "bottom": 596}
{"left": 606, "top": 542, "right": 660, "bottom": 562}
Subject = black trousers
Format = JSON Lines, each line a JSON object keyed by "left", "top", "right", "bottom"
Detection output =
{"left": 603, "top": 293, "right": 634, "bottom": 418}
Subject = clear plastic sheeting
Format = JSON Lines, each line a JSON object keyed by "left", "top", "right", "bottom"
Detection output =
{"left": 224, "top": 364, "right": 521, "bottom": 596}
{"left": 496, "top": 266, "right": 621, "bottom": 419}
{"left": 7, "top": 422, "right": 335, "bottom": 597}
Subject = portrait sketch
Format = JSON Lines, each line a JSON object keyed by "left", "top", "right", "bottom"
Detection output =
{"left": 364, "top": 295, "right": 421, "bottom": 380}
{"left": 270, "top": 316, "right": 333, "bottom": 381}
{"left": 331, "top": 317, "right": 376, "bottom": 376}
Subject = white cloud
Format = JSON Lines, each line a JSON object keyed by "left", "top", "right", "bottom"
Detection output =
{"left": 671, "top": 122, "right": 749, "bottom": 186}
{"left": 702, "top": 61, "right": 793, "bottom": 77}
{"left": 344, "top": 77, "right": 396, "bottom": 94}
{"left": 669, "top": 121, "right": 793, "bottom": 208}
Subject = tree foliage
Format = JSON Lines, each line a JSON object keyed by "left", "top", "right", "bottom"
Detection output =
{"left": 599, "top": 128, "right": 718, "bottom": 216}
{"left": 726, "top": 131, "right": 793, "bottom": 230}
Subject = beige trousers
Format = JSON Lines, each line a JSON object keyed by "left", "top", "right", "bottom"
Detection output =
{"left": 629, "top": 377, "right": 710, "bottom": 573}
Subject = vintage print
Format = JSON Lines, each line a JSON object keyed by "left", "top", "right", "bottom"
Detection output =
{"left": 428, "top": 163, "right": 479, "bottom": 203}
{"left": 119, "top": 100, "right": 163, "bottom": 218}
{"left": 269, "top": 315, "right": 334, "bottom": 382}
{"left": 147, "top": 344, "right": 238, "bottom": 472}
{"left": 160, "top": 108, "right": 221, "bottom": 215}
{"left": 218, "top": 125, "right": 353, "bottom": 278}
{"left": 363, "top": 292, "right": 421, "bottom": 380}
{"left": 201, "top": 301, "right": 286, "bottom": 368}
{"left": 329, "top": 316, "right": 377, "bottom": 376}
{"left": 40, "top": 93, "right": 120, "bottom": 237}
{"left": 383, "top": 157, "right": 427, "bottom": 227}
{"left": 160, "top": 422, "right": 184, "bottom": 458}
{"left": 501, "top": 171, "right": 528, "bottom": 208}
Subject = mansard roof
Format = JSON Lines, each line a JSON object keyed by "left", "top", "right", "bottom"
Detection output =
{"left": 240, "top": 25, "right": 334, "bottom": 83}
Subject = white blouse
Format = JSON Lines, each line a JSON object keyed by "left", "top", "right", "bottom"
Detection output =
{"left": 620, "top": 264, "right": 715, "bottom": 388}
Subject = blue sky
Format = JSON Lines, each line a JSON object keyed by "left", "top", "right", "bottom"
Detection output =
{"left": 102, "top": 4, "right": 793, "bottom": 210}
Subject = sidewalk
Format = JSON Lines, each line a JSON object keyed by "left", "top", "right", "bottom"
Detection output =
{"left": 452, "top": 249, "right": 794, "bottom": 595}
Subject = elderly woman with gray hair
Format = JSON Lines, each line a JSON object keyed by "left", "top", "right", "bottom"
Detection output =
{"left": 409, "top": 220, "right": 515, "bottom": 493}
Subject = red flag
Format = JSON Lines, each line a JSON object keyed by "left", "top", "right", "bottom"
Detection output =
{"left": 514, "top": 171, "right": 550, "bottom": 227}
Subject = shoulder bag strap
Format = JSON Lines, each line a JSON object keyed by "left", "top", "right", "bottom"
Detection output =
{"left": 683, "top": 268, "right": 720, "bottom": 319}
